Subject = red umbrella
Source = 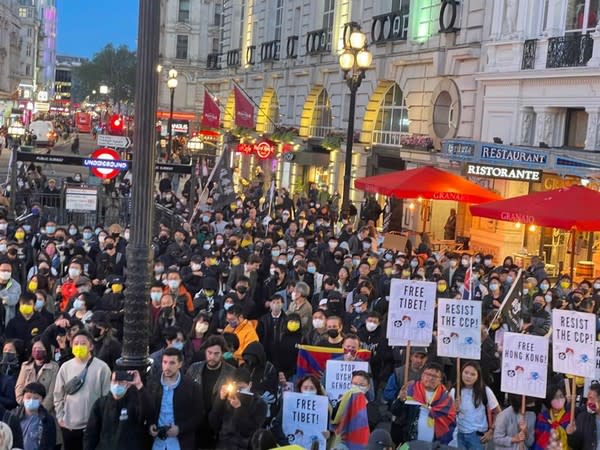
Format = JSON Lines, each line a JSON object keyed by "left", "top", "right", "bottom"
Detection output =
{"left": 470, "top": 185, "right": 600, "bottom": 231}
{"left": 470, "top": 185, "right": 600, "bottom": 277}
{"left": 354, "top": 166, "right": 501, "bottom": 204}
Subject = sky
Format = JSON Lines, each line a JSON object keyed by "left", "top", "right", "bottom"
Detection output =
{"left": 56, "top": 0, "right": 138, "bottom": 58}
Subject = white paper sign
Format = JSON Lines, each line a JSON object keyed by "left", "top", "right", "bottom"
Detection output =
{"left": 583, "top": 342, "right": 600, "bottom": 397}
{"left": 501, "top": 332, "right": 549, "bottom": 399}
{"left": 552, "top": 310, "right": 596, "bottom": 378}
{"left": 282, "top": 392, "right": 329, "bottom": 450}
{"left": 386, "top": 279, "right": 436, "bottom": 346}
{"left": 437, "top": 298, "right": 482, "bottom": 359}
{"left": 324, "top": 359, "right": 369, "bottom": 405}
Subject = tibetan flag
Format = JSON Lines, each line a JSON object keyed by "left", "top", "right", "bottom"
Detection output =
{"left": 330, "top": 389, "right": 370, "bottom": 450}
{"left": 296, "top": 345, "right": 371, "bottom": 379}
{"left": 233, "top": 84, "right": 255, "bottom": 128}
{"left": 201, "top": 89, "right": 220, "bottom": 128}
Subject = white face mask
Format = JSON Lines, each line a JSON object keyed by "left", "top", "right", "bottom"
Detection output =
{"left": 351, "top": 384, "right": 369, "bottom": 394}
{"left": 302, "top": 389, "right": 317, "bottom": 395}
{"left": 195, "top": 322, "right": 209, "bottom": 334}
{"left": 168, "top": 280, "right": 180, "bottom": 290}
{"left": 365, "top": 322, "right": 378, "bottom": 332}
{"left": 190, "top": 264, "right": 201, "bottom": 272}
{"left": 312, "top": 318, "right": 324, "bottom": 329}
{"left": 0, "top": 271, "right": 10, "bottom": 282}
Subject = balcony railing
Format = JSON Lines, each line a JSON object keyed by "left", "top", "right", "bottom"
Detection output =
{"left": 206, "top": 53, "right": 221, "bottom": 70}
{"left": 521, "top": 39, "right": 537, "bottom": 70}
{"left": 372, "top": 130, "right": 410, "bottom": 147}
{"left": 246, "top": 45, "right": 256, "bottom": 65}
{"left": 305, "top": 28, "right": 331, "bottom": 55}
{"left": 371, "top": 10, "right": 410, "bottom": 43}
{"left": 286, "top": 35, "right": 299, "bottom": 58}
{"left": 226, "top": 49, "right": 241, "bottom": 67}
{"left": 546, "top": 33, "right": 593, "bottom": 68}
{"left": 260, "top": 40, "right": 280, "bottom": 62}
{"left": 307, "top": 125, "right": 333, "bottom": 138}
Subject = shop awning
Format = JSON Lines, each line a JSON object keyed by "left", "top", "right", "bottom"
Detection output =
{"left": 469, "top": 185, "right": 600, "bottom": 231}
{"left": 354, "top": 166, "right": 501, "bottom": 204}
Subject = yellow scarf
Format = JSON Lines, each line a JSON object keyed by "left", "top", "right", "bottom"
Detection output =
{"left": 548, "top": 409, "right": 569, "bottom": 450}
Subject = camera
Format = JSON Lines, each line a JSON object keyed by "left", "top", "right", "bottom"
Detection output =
{"left": 157, "top": 425, "right": 170, "bottom": 440}
{"left": 115, "top": 371, "right": 134, "bottom": 382}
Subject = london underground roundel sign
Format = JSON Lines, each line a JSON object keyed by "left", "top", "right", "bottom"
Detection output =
{"left": 89, "top": 147, "right": 122, "bottom": 179}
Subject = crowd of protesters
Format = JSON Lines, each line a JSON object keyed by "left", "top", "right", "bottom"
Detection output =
{"left": 0, "top": 166, "right": 594, "bottom": 450}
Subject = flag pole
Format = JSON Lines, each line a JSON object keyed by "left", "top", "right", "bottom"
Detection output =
{"left": 404, "top": 340, "right": 411, "bottom": 387}
{"left": 456, "top": 358, "right": 461, "bottom": 406}
{"left": 570, "top": 375, "right": 576, "bottom": 425}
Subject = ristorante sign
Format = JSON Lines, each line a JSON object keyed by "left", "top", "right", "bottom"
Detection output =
{"left": 465, "top": 163, "right": 542, "bottom": 182}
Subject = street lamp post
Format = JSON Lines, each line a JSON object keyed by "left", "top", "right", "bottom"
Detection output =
{"left": 117, "top": 0, "right": 160, "bottom": 372}
{"left": 339, "top": 24, "right": 372, "bottom": 218}
{"left": 166, "top": 69, "right": 178, "bottom": 161}
{"left": 7, "top": 122, "right": 25, "bottom": 218}
{"left": 186, "top": 136, "right": 203, "bottom": 221}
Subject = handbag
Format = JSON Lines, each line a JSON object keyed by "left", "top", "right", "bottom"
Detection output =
{"left": 63, "top": 357, "right": 94, "bottom": 396}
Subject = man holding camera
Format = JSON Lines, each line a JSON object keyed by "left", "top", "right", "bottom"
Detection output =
{"left": 84, "top": 369, "right": 150, "bottom": 450}
{"left": 54, "top": 330, "right": 111, "bottom": 450}
{"left": 148, "top": 347, "right": 202, "bottom": 450}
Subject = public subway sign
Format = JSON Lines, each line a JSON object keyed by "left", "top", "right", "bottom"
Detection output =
{"left": 480, "top": 144, "right": 548, "bottom": 166}
{"left": 465, "top": 163, "right": 542, "bottom": 182}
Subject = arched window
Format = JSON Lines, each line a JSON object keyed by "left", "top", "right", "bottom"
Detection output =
{"left": 373, "top": 84, "right": 409, "bottom": 146}
{"left": 311, "top": 89, "right": 332, "bottom": 137}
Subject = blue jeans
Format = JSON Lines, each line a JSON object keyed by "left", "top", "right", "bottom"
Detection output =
{"left": 458, "top": 431, "right": 484, "bottom": 450}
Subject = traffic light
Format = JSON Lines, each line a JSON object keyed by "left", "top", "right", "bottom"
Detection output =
{"left": 108, "top": 114, "right": 124, "bottom": 135}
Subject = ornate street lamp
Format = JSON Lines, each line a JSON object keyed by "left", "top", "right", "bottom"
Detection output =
{"left": 8, "top": 122, "right": 25, "bottom": 217}
{"left": 339, "top": 24, "right": 372, "bottom": 218}
{"left": 166, "top": 69, "right": 178, "bottom": 161}
{"left": 186, "top": 136, "right": 203, "bottom": 219}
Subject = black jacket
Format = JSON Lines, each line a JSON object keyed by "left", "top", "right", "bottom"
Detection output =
{"left": 93, "top": 334, "right": 122, "bottom": 371}
{"left": 84, "top": 387, "right": 151, "bottom": 450}
{"left": 186, "top": 360, "right": 236, "bottom": 407}
{"left": 147, "top": 373, "right": 203, "bottom": 450}
{"left": 241, "top": 342, "right": 278, "bottom": 399}
{"left": 5, "top": 312, "right": 49, "bottom": 347}
{"left": 15, "top": 405, "right": 56, "bottom": 450}
{"left": 208, "top": 394, "right": 267, "bottom": 450}
{"left": 0, "top": 404, "right": 23, "bottom": 449}
{"left": 256, "top": 312, "right": 287, "bottom": 364}
{"left": 568, "top": 410, "right": 597, "bottom": 450}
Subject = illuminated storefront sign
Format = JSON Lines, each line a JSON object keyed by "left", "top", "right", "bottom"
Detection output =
{"left": 236, "top": 139, "right": 276, "bottom": 159}
{"left": 465, "top": 163, "right": 542, "bottom": 182}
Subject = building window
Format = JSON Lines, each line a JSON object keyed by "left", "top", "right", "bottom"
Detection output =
{"left": 26, "top": 43, "right": 31, "bottom": 57}
{"left": 565, "top": 108, "right": 588, "bottom": 148}
{"left": 311, "top": 89, "right": 332, "bottom": 137}
{"left": 178, "top": 0, "right": 190, "bottom": 23}
{"left": 323, "top": 0, "right": 335, "bottom": 30}
{"left": 18, "top": 7, "right": 27, "bottom": 17}
{"left": 25, "top": 64, "right": 31, "bottom": 76}
{"left": 432, "top": 91, "right": 453, "bottom": 138}
{"left": 212, "top": 38, "right": 219, "bottom": 54}
{"left": 214, "top": 2, "right": 223, "bottom": 26}
{"left": 566, "top": 0, "right": 598, "bottom": 32}
{"left": 27, "top": 28, "right": 32, "bottom": 37}
{"left": 274, "top": 0, "right": 283, "bottom": 41}
{"left": 373, "top": 84, "right": 409, "bottom": 145}
{"left": 176, "top": 35, "right": 188, "bottom": 59}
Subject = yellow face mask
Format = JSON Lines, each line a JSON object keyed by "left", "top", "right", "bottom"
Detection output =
{"left": 27, "top": 281, "right": 38, "bottom": 293}
{"left": 19, "top": 304, "right": 33, "bottom": 316}
{"left": 209, "top": 258, "right": 217, "bottom": 266}
{"left": 111, "top": 284, "right": 123, "bottom": 294}
{"left": 241, "top": 239, "right": 252, "bottom": 248}
{"left": 72, "top": 344, "right": 89, "bottom": 360}
{"left": 437, "top": 284, "right": 447, "bottom": 293}
{"left": 231, "top": 257, "right": 241, "bottom": 266}
{"left": 14, "top": 232, "right": 25, "bottom": 241}
{"left": 384, "top": 268, "right": 393, "bottom": 276}
{"left": 287, "top": 321, "right": 301, "bottom": 332}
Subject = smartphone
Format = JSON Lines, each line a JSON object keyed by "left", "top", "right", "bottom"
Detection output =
{"left": 115, "top": 371, "right": 134, "bottom": 382}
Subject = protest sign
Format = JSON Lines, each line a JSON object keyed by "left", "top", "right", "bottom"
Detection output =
{"left": 552, "top": 310, "right": 596, "bottom": 378}
{"left": 386, "top": 279, "right": 436, "bottom": 346}
{"left": 584, "top": 342, "right": 600, "bottom": 397}
{"left": 501, "top": 332, "right": 549, "bottom": 399}
{"left": 324, "top": 359, "right": 369, "bottom": 405}
{"left": 437, "top": 298, "right": 481, "bottom": 359}
{"left": 282, "top": 392, "right": 329, "bottom": 450}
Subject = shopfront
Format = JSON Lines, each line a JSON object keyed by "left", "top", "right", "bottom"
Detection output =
{"left": 444, "top": 139, "right": 600, "bottom": 278}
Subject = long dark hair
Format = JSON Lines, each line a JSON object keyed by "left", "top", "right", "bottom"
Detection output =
{"left": 462, "top": 361, "right": 486, "bottom": 408}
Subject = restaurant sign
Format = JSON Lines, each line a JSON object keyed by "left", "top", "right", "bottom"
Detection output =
{"left": 465, "top": 163, "right": 542, "bottom": 182}
{"left": 480, "top": 144, "right": 547, "bottom": 166}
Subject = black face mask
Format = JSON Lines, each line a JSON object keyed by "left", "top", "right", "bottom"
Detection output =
{"left": 327, "top": 329, "right": 339, "bottom": 339}
{"left": 237, "top": 286, "right": 248, "bottom": 295}
{"left": 90, "top": 326, "right": 102, "bottom": 339}
{"left": 243, "top": 354, "right": 259, "bottom": 368}
{"left": 105, "top": 243, "right": 115, "bottom": 250}
{"left": 162, "top": 306, "right": 174, "bottom": 316}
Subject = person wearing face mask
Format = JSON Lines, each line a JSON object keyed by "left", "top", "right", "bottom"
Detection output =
{"left": 54, "top": 331, "right": 111, "bottom": 450}
{"left": 0, "top": 258, "right": 21, "bottom": 327}
{"left": 84, "top": 370, "right": 149, "bottom": 450}
{"left": 14, "top": 382, "right": 54, "bottom": 450}
{"left": 15, "top": 338, "right": 59, "bottom": 413}
{"left": 150, "top": 292, "right": 193, "bottom": 353}
{"left": 224, "top": 305, "right": 259, "bottom": 364}
{"left": 192, "top": 276, "right": 222, "bottom": 320}
{"left": 181, "top": 255, "right": 205, "bottom": 297}
{"left": 85, "top": 311, "right": 122, "bottom": 371}
{"left": 163, "top": 269, "right": 194, "bottom": 317}
{"left": 239, "top": 341, "right": 278, "bottom": 423}
{"left": 286, "top": 282, "right": 312, "bottom": 333}
{"left": 482, "top": 275, "right": 505, "bottom": 318}
{"left": 348, "top": 295, "right": 369, "bottom": 333}
{"left": 5, "top": 293, "right": 49, "bottom": 347}
{"left": 533, "top": 385, "right": 571, "bottom": 450}
{"left": 272, "top": 313, "right": 302, "bottom": 382}
{"left": 301, "top": 309, "right": 328, "bottom": 346}
{"left": 443, "top": 253, "right": 464, "bottom": 289}
{"left": 555, "top": 275, "right": 573, "bottom": 299}
{"left": 567, "top": 382, "right": 600, "bottom": 449}
{"left": 358, "top": 311, "right": 392, "bottom": 390}
{"left": 318, "top": 316, "right": 345, "bottom": 348}
{"left": 524, "top": 294, "right": 551, "bottom": 337}
{"left": 493, "top": 394, "right": 535, "bottom": 449}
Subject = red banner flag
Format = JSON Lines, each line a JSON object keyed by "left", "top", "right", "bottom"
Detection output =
{"left": 233, "top": 85, "right": 254, "bottom": 128}
{"left": 201, "top": 90, "right": 221, "bottom": 128}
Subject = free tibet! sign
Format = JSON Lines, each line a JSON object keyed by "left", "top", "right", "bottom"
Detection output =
{"left": 465, "top": 163, "right": 542, "bottom": 182}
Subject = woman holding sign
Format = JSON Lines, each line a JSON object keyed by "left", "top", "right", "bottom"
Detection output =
{"left": 450, "top": 362, "right": 501, "bottom": 449}
{"left": 533, "top": 384, "right": 572, "bottom": 450}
